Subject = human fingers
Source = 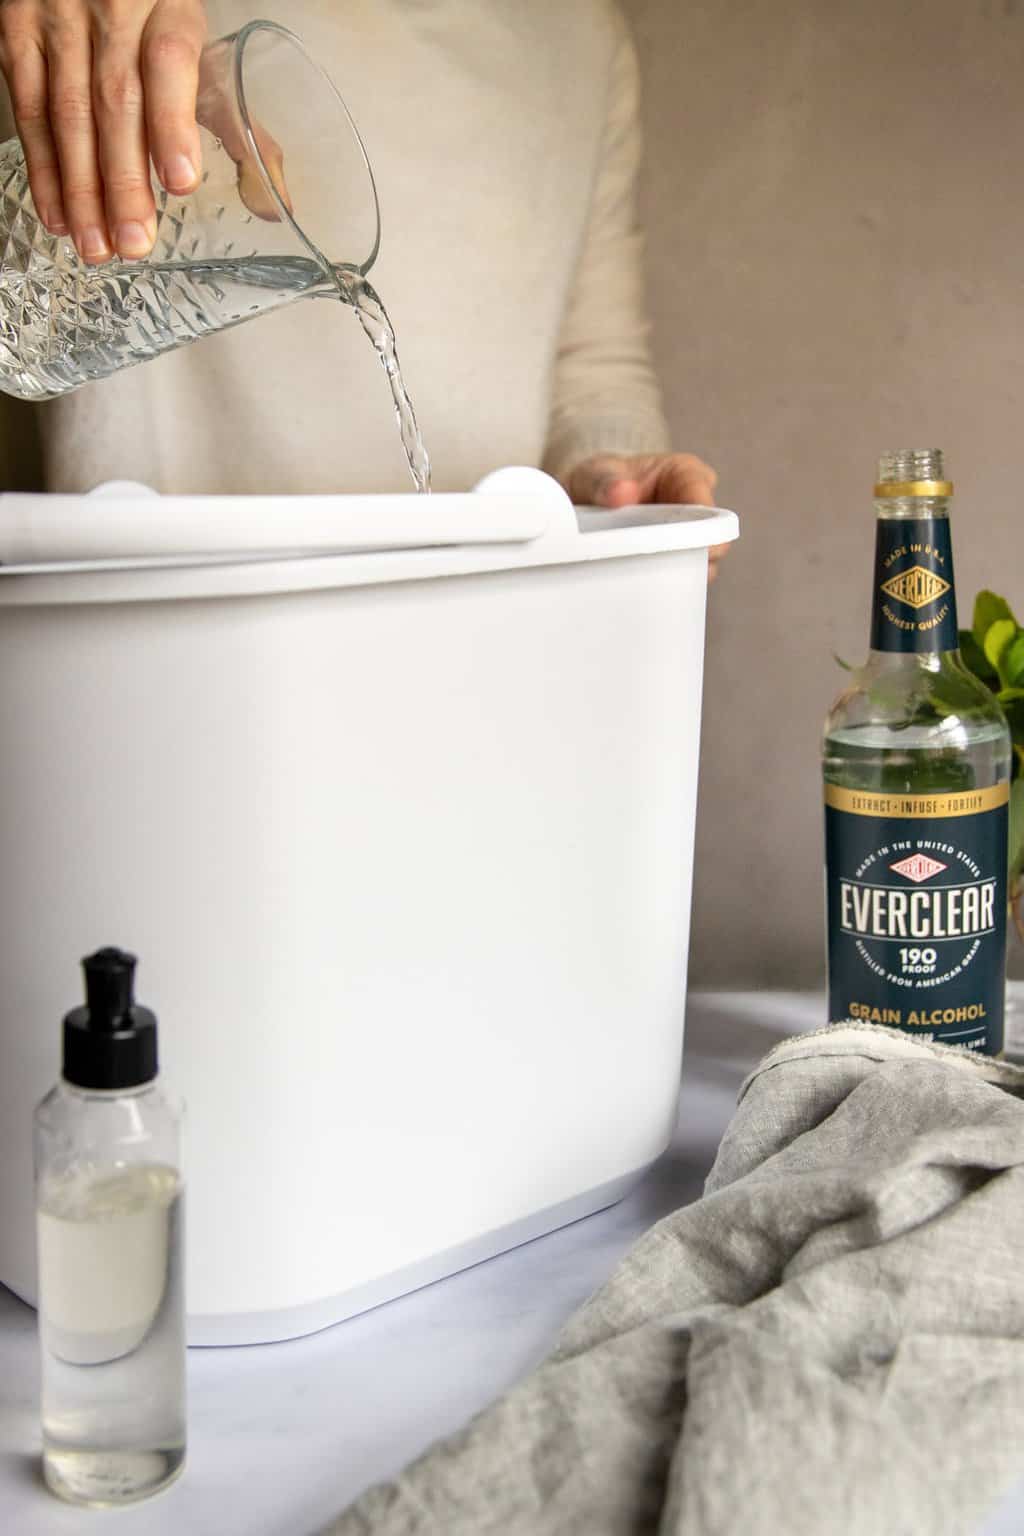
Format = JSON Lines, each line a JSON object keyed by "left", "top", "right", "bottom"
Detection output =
{"left": 566, "top": 454, "right": 636, "bottom": 507}
{"left": 47, "top": 1, "right": 112, "bottom": 263}
{"left": 707, "top": 541, "right": 732, "bottom": 585}
{"left": 646, "top": 453, "right": 719, "bottom": 507}
{"left": 92, "top": 11, "right": 157, "bottom": 257}
{"left": 141, "top": 0, "right": 204, "bottom": 196}
{"left": 570, "top": 452, "right": 721, "bottom": 509}
{"left": 194, "top": 75, "right": 291, "bottom": 222}
{"left": 0, "top": 2, "right": 66, "bottom": 232}
{"left": 597, "top": 474, "right": 642, "bottom": 508}
{"left": 237, "top": 123, "right": 292, "bottom": 220}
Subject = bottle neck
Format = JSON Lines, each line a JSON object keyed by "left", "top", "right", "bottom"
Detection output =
{"left": 58, "top": 1077, "right": 157, "bottom": 1102}
{"left": 869, "top": 496, "right": 959, "bottom": 657}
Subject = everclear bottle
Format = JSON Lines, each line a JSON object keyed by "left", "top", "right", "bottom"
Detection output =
{"left": 823, "top": 450, "right": 1011, "bottom": 1053}
{"left": 34, "top": 950, "right": 186, "bottom": 1505}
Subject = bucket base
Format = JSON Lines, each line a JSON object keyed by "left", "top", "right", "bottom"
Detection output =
{"left": 186, "top": 1161, "right": 655, "bottom": 1347}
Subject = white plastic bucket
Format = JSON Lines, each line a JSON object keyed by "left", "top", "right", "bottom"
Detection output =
{"left": 0, "top": 470, "right": 737, "bottom": 1343}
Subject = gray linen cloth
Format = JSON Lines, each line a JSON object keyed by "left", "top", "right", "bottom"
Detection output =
{"left": 328, "top": 1024, "right": 1024, "bottom": 1536}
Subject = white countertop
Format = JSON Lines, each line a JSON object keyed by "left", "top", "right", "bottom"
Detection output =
{"left": 2, "top": 991, "right": 1021, "bottom": 1535}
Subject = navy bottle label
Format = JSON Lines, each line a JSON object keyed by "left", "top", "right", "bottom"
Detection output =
{"left": 825, "top": 784, "right": 1007, "bottom": 1053}
{"left": 870, "top": 517, "right": 959, "bottom": 653}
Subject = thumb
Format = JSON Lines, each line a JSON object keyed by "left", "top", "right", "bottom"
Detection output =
{"left": 567, "top": 454, "right": 641, "bottom": 508}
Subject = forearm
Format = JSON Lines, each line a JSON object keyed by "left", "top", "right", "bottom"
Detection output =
{"left": 540, "top": 11, "right": 669, "bottom": 489}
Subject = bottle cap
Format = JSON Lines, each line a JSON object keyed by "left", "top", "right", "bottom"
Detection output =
{"left": 62, "top": 948, "right": 158, "bottom": 1091}
{"left": 874, "top": 448, "right": 952, "bottom": 498}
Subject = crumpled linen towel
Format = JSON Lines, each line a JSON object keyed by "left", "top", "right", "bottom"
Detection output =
{"left": 327, "top": 1024, "right": 1024, "bottom": 1536}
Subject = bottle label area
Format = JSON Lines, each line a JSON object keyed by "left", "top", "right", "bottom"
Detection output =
{"left": 870, "top": 517, "right": 959, "bottom": 653}
{"left": 825, "top": 784, "right": 1008, "bottom": 1052}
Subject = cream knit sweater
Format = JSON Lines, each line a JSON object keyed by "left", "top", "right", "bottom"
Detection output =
{"left": 4, "top": 0, "right": 669, "bottom": 495}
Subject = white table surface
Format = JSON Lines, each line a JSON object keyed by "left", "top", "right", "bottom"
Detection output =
{"left": 2, "top": 991, "right": 1021, "bottom": 1535}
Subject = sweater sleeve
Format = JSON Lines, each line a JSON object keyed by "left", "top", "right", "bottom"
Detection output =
{"left": 541, "top": 9, "right": 670, "bottom": 488}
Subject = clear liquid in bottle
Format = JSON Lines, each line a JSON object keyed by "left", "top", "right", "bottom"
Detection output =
{"left": 37, "top": 1162, "right": 186, "bottom": 1506}
{"left": 34, "top": 948, "right": 186, "bottom": 1507}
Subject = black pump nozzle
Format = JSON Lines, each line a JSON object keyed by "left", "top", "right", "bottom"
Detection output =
{"left": 83, "top": 947, "right": 137, "bottom": 1032}
{"left": 63, "top": 947, "right": 159, "bottom": 1091}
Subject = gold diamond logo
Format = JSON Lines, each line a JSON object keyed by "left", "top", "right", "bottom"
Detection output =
{"left": 880, "top": 566, "right": 951, "bottom": 610}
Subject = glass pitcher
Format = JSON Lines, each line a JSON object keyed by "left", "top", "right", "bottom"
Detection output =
{"left": 0, "top": 21, "right": 381, "bottom": 401}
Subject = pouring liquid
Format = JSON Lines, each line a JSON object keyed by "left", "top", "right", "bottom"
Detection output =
{"left": 0, "top": 139, "right": 431, "bottom": 490}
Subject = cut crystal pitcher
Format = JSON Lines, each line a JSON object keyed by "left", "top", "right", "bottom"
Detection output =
{"left": 0, "top": 21, "right": 381, "bottom": 401}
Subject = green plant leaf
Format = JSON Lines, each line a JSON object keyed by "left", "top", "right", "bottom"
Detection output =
{"left": 983, "top": 617, "right": 1017, "bottom": 675}
{"left": 1000, "top": 693, "right": 1024, "bottom": 782}
{"left": 930, "top": 664, "right": 996, "bottom": 716}
{"left": 1010, "top": 779, "right": 1024, "bottom": 884}
{"left": 959, "top": 628, "right": 998, "bottom": 685}
{"left": 973, "top": 590, "right": 1016, "bottom": 646}
{"left": 1003, "top": 699, "right": 1024, "bottom": 739}
{"left": 1002, "top": 631, "right": 1024, "bottom": 689}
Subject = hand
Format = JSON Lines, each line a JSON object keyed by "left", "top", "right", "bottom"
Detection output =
{"left": 567, "top": 450, "right": 731, "bottom": 582}
{"left": 0, "top": 0, "right": 208, "bottom": 263}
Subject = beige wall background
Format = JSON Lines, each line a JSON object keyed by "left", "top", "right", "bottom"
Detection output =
{"left": 625, "top": 0, "right": 1024, "bottom": 985}
{"left": 3, "top": 2, "right": 1021, "bottom": 987}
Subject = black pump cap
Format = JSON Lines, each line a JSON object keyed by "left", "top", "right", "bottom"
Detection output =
{"left": 63, "top": 948, "right": 158, "bottom": 1091}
